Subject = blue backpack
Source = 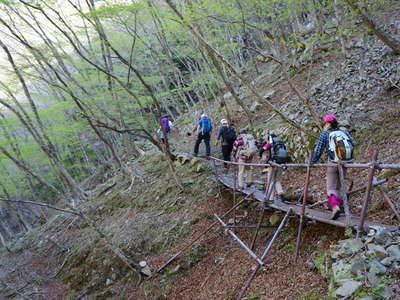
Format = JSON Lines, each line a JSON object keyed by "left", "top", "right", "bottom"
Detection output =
{"left": 200, "top": 117, "right": 212, "bottom": 134}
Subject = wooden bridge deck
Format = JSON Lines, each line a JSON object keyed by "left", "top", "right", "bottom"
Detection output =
{"left": 218, "top": 174, "right": 399, "bottom": 231}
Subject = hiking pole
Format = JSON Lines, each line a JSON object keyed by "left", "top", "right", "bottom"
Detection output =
{"left": 156, "top": 195, "right": 252, "bottom": 273}
{"left": 295, "top": 154, "right": 312, "bottom": 262}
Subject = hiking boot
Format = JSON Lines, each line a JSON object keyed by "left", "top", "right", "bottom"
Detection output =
{"left": 331, "top": 206, "right": 341, "bottom": 220}
{"left": 261, "top": 168, "right": 268, "bottom": 174}
{"left": 192, "top": 152, "right": 198, "bottom": 157}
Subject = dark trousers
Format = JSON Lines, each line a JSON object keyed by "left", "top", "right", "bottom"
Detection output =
{"left": 194, "top": 132, "right": 211, "bottom": 156}
{"left": 221, "top": 144, "right": 233, "bottom": 167}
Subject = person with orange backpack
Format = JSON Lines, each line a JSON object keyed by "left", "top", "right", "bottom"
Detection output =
{"left": 311, "top": 115, "right": 356, "bottom": 219}
{"left": 232, "top": 128, "right": 258, "bottom": 189}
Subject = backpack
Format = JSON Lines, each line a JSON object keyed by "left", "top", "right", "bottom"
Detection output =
{"left": 222, "top": 127, "right": 236, "bottom": 144}
{"left": 200, "top": 117, "right": 212, "bottom": 134}
{"left": 271, "top": 137, "right": 291, "bottom": 164}
{"left": 161, "top": 117, "right": 170, "bottom": 133}
{"left": 240, "top": 134, "right": 257, "bottom": 158}
{"left": 328, "top": 130, "right": 354, "bottom": 162}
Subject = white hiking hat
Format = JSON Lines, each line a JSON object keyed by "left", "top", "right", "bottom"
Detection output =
{"left": 220, "top": 119, "right": 228, "bottom": 124}
{"left": 201, "top": 113, "right": 207, "bottom": 118}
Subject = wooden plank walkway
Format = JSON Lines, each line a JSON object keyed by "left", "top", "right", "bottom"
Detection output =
{"left": 218, "top": 174, "right": 399, "bottom": 231}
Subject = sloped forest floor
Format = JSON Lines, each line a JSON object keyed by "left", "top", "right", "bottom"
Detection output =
{"left": 1, "top": 9, "right": 400, "bottom": 300}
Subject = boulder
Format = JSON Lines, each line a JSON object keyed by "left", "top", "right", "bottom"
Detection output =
{"left": 367, "top": 273, "right": 382, "bottom": 288}
{"left": 334, "top": 239, "right": 364, "bottom": 258}
{"left": 196, "top": 164, "right": 204, "bottom": 173}
{"left": 332, "top": 260, "right": 352, "bottom": 280}
{"left": 368, "top": 260, "right": 387, "bottom": 275}
{"left": 335, "top": 280, "right": 362, "bottom": 298}
{"left": 106, "top": 278, "right": 113, "bottom": 286}
{"left": 190, "top": 157, "right": 201, "bottom": 166}
{"left": 250, "top": 101, "right": 262, "bottom": 112}
{"left": 263, "top": 90, "right": 276, "bottom": 99}
{"left": 373, "top": 228, "right": 391, "bottom": 245}
{"left": 223, "top": 92, "right": 232, "bottom": 100}
{"left": 386, "top": 245, "right": 400, "bottom": 260}
{"left": 381, "top": 286, "right": 394, "bottom": 299}
{"left": 367, "top": 244, "right": 388, "bottom": 260}
{"left": 380, "top": 257, "right": 395, "bottom": 267}
{"left": 349, "top": 257, "right": 367, "bottom": 275}
{"left": 177, "top": 153, "right": 191, "bottom": 165}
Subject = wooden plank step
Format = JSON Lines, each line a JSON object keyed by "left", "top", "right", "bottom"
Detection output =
{"left": 218, "top": 175, "right": 399, "bottom": 232}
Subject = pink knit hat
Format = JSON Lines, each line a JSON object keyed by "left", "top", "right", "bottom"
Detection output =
{"left": 324, "top": 114, "right": 337, "bottom": 123}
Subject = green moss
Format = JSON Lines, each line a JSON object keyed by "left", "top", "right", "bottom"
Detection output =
{"left": 297, "top": 289, "right": 334, "bottom": 300}
{"left": 249, "top": 291, "right": 263, "bottom": 300}
{"left": 315, "top": 254, "right": 325, "bottom": 266}
{"left": 285, "top": 242, "right": 296, "bottom": 252}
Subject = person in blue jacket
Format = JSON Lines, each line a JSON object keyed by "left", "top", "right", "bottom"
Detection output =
{"left": 193, "top": 114, "right": 213, "bottom": 157}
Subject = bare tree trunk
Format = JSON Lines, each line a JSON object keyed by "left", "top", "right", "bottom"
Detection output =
{"left": 0, "top": 198, "right": 143, "bottom": 276}
{"left": 345, "top": 0, "right": 400, "bottom": 54}
{"left": 334, "top": 0, "right": 348, "bottom": 56}
{"left": 165, "top": 0, "right": 316, "bottom": 138}
{"left": 0, "top": 222, "right": 11, "bottom": 252}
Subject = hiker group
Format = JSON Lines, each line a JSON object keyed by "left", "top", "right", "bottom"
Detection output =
{"left": 177, "top": 113, "right": 355, "bottom": 220}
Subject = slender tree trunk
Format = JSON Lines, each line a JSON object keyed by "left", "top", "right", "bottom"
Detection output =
{"left": 165, "top": 0, "right": 316, "bottom": 138}
{"left": 345, "top": 0, "right": 400, "bottom": 54}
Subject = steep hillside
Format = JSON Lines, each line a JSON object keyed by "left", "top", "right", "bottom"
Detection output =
{"left": 0, "top": 2, "right": 400, "bottom": 300}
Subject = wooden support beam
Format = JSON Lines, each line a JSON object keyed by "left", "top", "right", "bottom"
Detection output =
{"left": 295, "top": 156, "right": 312, "bottom": 261}
{"left": 378, "top": 188, "right": 400, "bottom": 222}
{"left": 357, "top": 150, "right": 379, "bottom": 237}
{"left": 214, "top": 214, "right": 265, "bottom": 265}
{"left": 237, "top": 208, "right": 292, "bottom": 300}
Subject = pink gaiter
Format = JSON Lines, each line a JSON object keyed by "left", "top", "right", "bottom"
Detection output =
{"left": 328, "top": 194, "right": 343, "bottom": 209}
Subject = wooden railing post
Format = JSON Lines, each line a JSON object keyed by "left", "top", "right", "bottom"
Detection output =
{"left": 295, "top": 155, "right": 312, "bottom": 261}
{"left": 357, "top": 150, "right": 379, "bottom": 237}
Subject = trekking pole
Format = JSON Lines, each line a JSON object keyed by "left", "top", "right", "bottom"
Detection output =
{"left": 295, "top": 154, "right": 312, "bottom": 261}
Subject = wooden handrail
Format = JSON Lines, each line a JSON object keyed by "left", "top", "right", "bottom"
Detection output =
{"left": 209, "top": 156, "right": 400, "bottom": 170}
